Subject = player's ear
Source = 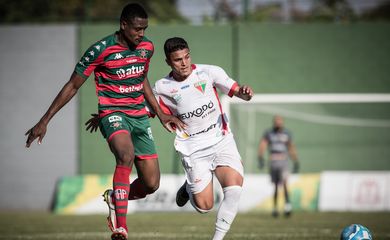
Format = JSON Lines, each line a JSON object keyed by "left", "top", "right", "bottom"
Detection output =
{"left": 120, "top": 21, "right": 126, "bottom": 31}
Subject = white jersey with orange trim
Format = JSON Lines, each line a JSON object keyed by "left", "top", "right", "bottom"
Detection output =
{"left": 153, "top": 64, "right": 238, "bottom": 155}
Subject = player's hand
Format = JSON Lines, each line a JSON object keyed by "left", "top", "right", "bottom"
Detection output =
{"left": 238, "top": 85, "right": 254, "bottom": 101}
{"left": 25, "top": 121, "right": 47, "bottom": 148}
{"left": 159, "top": 113, "right": 187, "bottom": 133}
{"left": 258, "top": 156, "right": 265, "bottom": 169}
{"left": 85, "top": 113, "right": 99, "bottom": 133}
{"left": 293, "top": 161, "right": 299, "bottom": 173}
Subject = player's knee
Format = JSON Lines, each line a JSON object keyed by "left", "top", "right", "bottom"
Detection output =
{"left": 190, "top": 194, "right": 213, "bottom": 214}
{"left": 194, "top": 200, "right": 214, "bottom": 213}
{"left": 144, "top": 180, "right": 160, "bottom": 194}
{"left": 116, "top": 151, "right": 134, "bottom": 167}
{"left": 194, "top": 205, "right": 212, "bottom": 214}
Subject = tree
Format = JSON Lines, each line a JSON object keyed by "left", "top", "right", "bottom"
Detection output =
{"left": 0, "top": 0, "right": 187, "bottom": 23}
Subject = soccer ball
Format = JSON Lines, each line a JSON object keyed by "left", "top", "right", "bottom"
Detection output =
{"left": 340, "top": 224, "right": 372, "bottom": 240}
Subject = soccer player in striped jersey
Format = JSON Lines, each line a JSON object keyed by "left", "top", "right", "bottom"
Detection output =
{"left": 25, "top": 3, "right": 185, "bottom": 240}
{"left": 154, "top": 37, "right": 253, "bottom": 240}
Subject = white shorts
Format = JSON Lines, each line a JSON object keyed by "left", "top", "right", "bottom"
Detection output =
{"left": 178, "top": 133, "right": 244, "bottom": 194}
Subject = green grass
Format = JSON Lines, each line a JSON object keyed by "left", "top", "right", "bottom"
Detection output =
{"left": 0, "top": 211, "right": 389, "bottom": 239}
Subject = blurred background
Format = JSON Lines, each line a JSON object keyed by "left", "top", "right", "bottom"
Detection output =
{"left": 0, "top": 0, "right": 389, "bottom": 212}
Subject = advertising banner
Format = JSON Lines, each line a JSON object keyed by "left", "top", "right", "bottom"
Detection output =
{"left": 319, "top": 171, "right": 390, "bottom": 211}
{"left": 54, "top": 173, "right": 320, "bottom": 214}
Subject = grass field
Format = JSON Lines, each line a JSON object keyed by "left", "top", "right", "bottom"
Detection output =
{"left": 1, "top": 211, "right": 389, "bottom": 239}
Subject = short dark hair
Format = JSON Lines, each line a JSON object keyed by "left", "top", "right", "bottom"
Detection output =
{"left": 120, "top": 3, "right": 148, "bottom": 23}
{"left": 164, "top": 37, "right": 189, "bottom": 58}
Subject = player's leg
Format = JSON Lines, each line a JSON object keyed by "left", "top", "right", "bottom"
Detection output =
{"left": 281, "top": 163, "right": 291, "bottom": 216}
{"left": 283, "top": 180, "right": 292, "bottom": 216}
{"left": 270, "top": 160, "right": 284, "bottom": 217}
{"left": 283, "top": 181, "right": 290, "bottom": 203}
{"left": 270, "top": 161, "right": 280, "bottom": 217}
{"left": 190, "top": 180, "right": 215, "bottom": 211}
{"left": 214, "top": 166, "right": 243, "bottom": 240}
{"left": 99, "top": 113, "right": 134, "bottom": 239}
{"left": 177, "top": 149, "right": 215, "bottom": 212}
{"left": 175, "top": 178, "right": 214, "bottom": 211}
{"left": 127, "top": 116, "right": 160, "bottom": 200}
{"left": 212, "top": 134, "right": 244, "bottom": 240}
{"left": 108, "top": 132, "right": 134, "bottom": 239}
{"left": 129, "top": 158, "right": 160, "bottom": 200}
{"left": 273, "top": 182, "right": 279, "bottom": 217}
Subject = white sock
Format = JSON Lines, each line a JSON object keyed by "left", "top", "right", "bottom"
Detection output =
{"left": 213, "top": 185, "right": 242, "bottom": 240}
{"left": 285, "top": 203, "right": 292, "bottom": 212}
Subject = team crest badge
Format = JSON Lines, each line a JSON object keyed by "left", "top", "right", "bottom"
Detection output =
{"left": 139, "top": 48, "right": 147, "bottom": 58}
{"left": 194, "top": 81, "right": 207, "bottom": 94}
{"left": 110, "top": 121, "right": 122, "bottom": 129}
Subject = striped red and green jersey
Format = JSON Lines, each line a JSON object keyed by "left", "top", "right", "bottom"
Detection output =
{"left": 74, "top": 32, "right": 154, "bottom": 118}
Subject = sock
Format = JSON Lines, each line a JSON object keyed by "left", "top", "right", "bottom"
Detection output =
{"left": 285, "top": 203, "right": 292, "bottom": 212}
{"left": 113, "top": 165, "right": 131, "bottom": 231}
{"left": 128, "top": 178, "right": 147, "bottom": 200}
{"left": 213, "top": 185, "right": 242, "bottom": 240}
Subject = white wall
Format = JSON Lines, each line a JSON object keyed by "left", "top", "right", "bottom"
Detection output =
{"left": 0, "top": 25, "right": 78, "bottom": 210}
{"left": 319, "top": 171, "right": 390, "bottom": 211}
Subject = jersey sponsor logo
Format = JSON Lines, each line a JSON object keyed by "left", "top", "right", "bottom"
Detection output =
{"left": 270, "top": 133, "right": 289, "bottom": 143}
{"left": 110, "top": 121, "right": 122, "bottom": 129}
{"left": 194, "top": 80, "right": 207, "bottom": 94}
{"left": 189, "top": 123, "right": 217, "bottom": 137}
{"left": 179, "top": 101, "right": 214, "bottom": 119}
{"left": 202, "top": 108, "right": 216, "bottom": 119}
{"left": 181, "top": 84, "right": 190, "bottom": 89}
{"left": 161, "top": 80, "right": 171, "bottom": 84}
{"left": 126, "top": 58, "right": 137, "bottom": 64}
{"left": 108, "top": 115, "right": 122, "bottom": 123}
{"left": 116, "top": 66, "right": 145, "bottom": 79}
{"left": 114, "top": 53, "right": 124, "bottom": 59}
{"left": 172, "top": 94, "right": 182, "bottom": 102}
{"left": 119, "top": 83, "right": 144, "bottom": 93}
{"left": 218, "top": 218, "right": 231, "bottom": 224}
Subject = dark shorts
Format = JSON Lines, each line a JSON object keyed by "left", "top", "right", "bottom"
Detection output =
{"left": 99, "top": 112, "right": 158, "bottom": 160}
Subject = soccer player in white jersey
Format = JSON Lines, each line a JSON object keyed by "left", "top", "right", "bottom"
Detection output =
{"left": 153, "top": 37, "right": 254, "bottom": 240}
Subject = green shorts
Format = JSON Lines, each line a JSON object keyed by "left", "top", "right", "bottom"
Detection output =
{"left": 99, "top": 112, "right": 158, "bottom": 160}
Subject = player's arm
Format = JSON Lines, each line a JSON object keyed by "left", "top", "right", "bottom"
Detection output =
{"left": 25, "top": 72, "right": 87, "bottom": 147}
{"left": 143, "top": 77, "right": 186, "bottom": 132}
{"left": 232, "top": 84, "right": 253, "bottom": 101}
{"left": 210, "top": 65, "right": 253, "bottom": 101}
{"left": 288, "top": 141, "right": 299, "bottom": 173}
{"left": 257, "top": 138, "right": 268, "bottom": 169}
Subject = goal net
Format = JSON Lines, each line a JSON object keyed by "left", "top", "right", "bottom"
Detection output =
{"left": 221, "top": 94, "right": 390, "bottom": 173}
